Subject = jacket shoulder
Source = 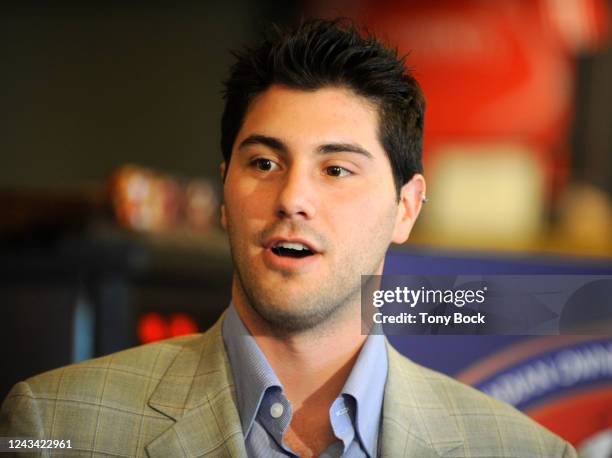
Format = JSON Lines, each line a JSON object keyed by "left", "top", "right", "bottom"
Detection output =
{"left": 385, "top": 344, "right": 577, "bottom": 457}
{"left": 24, "top": 333, "right": 204, "bottom": 402}
{"left": 0, "top": 333, "right": 209, "bottom": 442}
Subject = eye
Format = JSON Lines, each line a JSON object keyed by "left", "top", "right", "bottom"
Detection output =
{"left": 250, "top": 158, "right": 279, "bottom": 172}
{"left": 325, "top": 165, "right": 352, "bottom": 177}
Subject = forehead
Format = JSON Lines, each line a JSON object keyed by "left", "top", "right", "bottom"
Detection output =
{"left": 236, "top": 84, "right": 383, "bottom": 155}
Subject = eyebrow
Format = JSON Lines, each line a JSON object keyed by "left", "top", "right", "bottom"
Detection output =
{"left": 238, "top": 134, "right": 373, "bottom": 160}
{"left": 239, "top": 135, "right": 288, "bottom": 155}
{"left": 316, "top": 142, "right": 373, "bottom": 159}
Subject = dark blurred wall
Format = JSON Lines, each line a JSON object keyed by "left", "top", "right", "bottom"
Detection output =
{"left": 0, "top": 2, "right": 297, "bottom": 188}
{"left": 572, "top": 44, "right": 612, "bottom": 195}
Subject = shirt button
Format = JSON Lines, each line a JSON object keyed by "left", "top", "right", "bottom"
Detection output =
{"left": 270, "top": 402, "right": 284, "bottom": 418}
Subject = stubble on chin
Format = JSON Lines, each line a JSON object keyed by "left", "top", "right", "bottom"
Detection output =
{"left": 233, "top": 265, "right": 359, "bottom": 335}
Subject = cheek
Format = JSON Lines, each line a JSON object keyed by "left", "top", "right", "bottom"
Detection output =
{"left": 224, "top": 181, "right": 273, "bottom": 228}
{"left": 329, "top": 192, "right": 397, "bottom": 242}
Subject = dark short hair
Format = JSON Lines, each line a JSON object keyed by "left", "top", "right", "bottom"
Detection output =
{"left": 221, "top": 18, "right": 425, "bottom": 194}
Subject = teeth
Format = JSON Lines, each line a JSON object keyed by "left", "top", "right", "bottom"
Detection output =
{"left": 275, "top": 242, "right": 309, "bottom": 251}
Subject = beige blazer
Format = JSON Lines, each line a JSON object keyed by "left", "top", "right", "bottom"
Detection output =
{"left": 1, "top": 314, "right": 576, "bottom": 457}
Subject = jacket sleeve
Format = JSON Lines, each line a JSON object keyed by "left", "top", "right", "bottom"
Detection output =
{"left": 0, "top": 381, "right": 49, "bottom": 458}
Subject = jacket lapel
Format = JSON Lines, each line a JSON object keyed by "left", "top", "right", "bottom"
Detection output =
{"left": 145, "top": 315, "right": 247, "bottom": 458}
{"left": 380, "top": 341, "right": 464, "bottom": 458}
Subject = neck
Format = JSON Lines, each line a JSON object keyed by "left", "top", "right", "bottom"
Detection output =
{"left": 232, "top": 274, "right": 378, "bottom": 457}
{"left": 232, "top": 281, "right": 366, "bottom": 406}
{"left": 232, "top": 283, "right": 366, "bottom": 457}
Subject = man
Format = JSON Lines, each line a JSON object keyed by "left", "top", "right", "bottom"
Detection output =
{"left": 1, "top": 19, "right": 576, "bottom": 457}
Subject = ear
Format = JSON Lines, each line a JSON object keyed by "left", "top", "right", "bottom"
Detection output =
{"left": 220, "top": 162, "right": 227, "bottom": 230}
{"left": 391, "top": 174, "right": 426, "bottom": 244}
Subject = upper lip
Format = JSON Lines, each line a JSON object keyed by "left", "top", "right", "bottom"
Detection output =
{"left": 264, "top": 237, "right": 321, "bottom": 253}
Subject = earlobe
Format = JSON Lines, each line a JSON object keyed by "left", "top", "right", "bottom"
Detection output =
{"left": 391, "top": 174, "right": 426, "bottom": 244}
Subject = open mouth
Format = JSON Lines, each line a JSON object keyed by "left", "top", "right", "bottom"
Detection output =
{"left": 271, "top": 242, "right": 315, "bottom": 259}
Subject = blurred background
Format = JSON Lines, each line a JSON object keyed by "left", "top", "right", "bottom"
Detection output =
{"left": 1, "top": 0, "right": 611, "bottom": 455}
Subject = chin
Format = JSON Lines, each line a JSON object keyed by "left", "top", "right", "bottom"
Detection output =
{"left": 252, "top": 303, "right": 331, "bottom": 333}
{"left": 246, "top": 287, "right": 331, "bottom": 330}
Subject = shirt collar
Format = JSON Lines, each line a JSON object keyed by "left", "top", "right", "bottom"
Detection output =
{"left": 221, "top": 303, "right": 388, "bottom": 457}
{"left": 341, "top": 331, "right": 388, "bottom": 457}
{"left": 222, "top": 304, "right": 282, "bottom": 437}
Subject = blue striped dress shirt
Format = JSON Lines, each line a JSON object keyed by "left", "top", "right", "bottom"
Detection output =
{"left": 222, "top": 304, "right": 388, "bottom": 458}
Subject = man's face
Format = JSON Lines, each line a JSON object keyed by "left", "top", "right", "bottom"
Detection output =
{"left": 222, "top": 85, "right": 415, "bottom": 333}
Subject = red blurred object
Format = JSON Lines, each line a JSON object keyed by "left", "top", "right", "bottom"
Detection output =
{"left": 346, "top": 0, "right": 610, "bottom": 193}
{"left": 137, "top": 312, "right": 199, "bottom": 344}
{"left": 357, "top": 0, "right": 607, "bottom": 145}
{"left": 168, "top": 313, "right": 199, "bottom": 337}
{"left": 137, "top": 312, "right": 169, "bottom": 344}
{"left": 527, "top": 387, "right": 612, "bottom": 447}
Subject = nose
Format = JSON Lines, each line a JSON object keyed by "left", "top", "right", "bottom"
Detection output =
{"left": 276, "top": 166, "right": 316, "bottom": 220}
